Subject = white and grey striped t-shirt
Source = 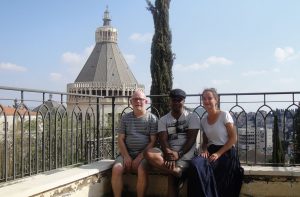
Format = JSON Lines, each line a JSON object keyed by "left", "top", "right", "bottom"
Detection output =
{"left": 118, "top": 111, "right": 158, "bottom": 157}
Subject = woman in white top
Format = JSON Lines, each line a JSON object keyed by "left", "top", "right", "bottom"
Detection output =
{"left": 187, "top": 88, "right": 243, "bottom": 197}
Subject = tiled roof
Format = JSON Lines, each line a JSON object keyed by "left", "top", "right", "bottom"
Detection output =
{"left": 0, "top": 105, "right": 36, "bottom": 116}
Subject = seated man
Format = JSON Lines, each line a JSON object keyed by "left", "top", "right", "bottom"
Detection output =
{"left": 111, "top": 90, "right": 158, "bottom": 197}
{"left": 144, "top": 89, "right": 200, "bottom": 197}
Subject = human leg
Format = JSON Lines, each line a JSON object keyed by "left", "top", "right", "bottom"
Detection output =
{"left": 167, "top": 175, "right": 179, "bottom": 197}
{"left": 136, "top": 160, "right": 148, "bottom": 197}
{"left": 111, "top": 156, "right": 125, "bottom": 197}
{"left": 144, "top": 147, "right": 181, "bottom": 177}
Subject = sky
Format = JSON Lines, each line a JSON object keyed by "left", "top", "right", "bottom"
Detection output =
{"left": 1, "top": 0, "right": 300, "bottom": 96}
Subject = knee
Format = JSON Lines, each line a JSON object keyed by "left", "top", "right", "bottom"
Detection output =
{"left": 144, "top": 148, "right": 156, "bottom": 160}
{"left": 143, "top": 149, "right": 152, "bottom": 160}
{"left": 137, "top": 164, "right": 147, "bottom": 176}
{"left": 112, "top": 163, "right": 124, "bottom": 176}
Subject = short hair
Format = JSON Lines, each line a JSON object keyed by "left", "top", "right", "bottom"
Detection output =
{"left": 131, "top": 90, "right": 146, "bottom": 99}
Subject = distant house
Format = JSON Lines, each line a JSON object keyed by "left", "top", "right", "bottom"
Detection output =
{"left": 0, "top": 105, "right": 37, "bottom": 133}
{"left": 32, "top": 95, "right": 66, "bottom": 117}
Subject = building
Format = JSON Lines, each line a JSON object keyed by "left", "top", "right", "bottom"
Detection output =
{"left": 67, "top": 8, "right": 144, "bottom": 123}
{"left": 238, "top": 126, "right": 273, "bottom": 154}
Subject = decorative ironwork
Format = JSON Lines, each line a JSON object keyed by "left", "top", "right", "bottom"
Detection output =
{"left": 1, "top": 86, "right": 300, "bottom": 183}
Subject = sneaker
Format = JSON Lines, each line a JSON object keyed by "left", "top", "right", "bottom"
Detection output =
{"left": 176, "top": 166, "right": 185, "bottom": 190}
{"left": 177, "top": 177, "right": 184, "bottom": 190}
{"left": 174, "top": 166, "right": 183, "bottom": 177}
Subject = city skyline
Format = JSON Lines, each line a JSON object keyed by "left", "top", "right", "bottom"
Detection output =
{"left": 1, "top": 0, "right": 300, "bottom": 96}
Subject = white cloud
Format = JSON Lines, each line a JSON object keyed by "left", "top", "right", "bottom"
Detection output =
{"left": 174, "top": 56, "right": 232, "bottom": 71}
{"left": 124, "top": 54, "right": 136, "bottom": 65}
{"left": 274, "top": 47, "right": 295, "bottom": 62}
{"left": 129, "top": 33, "right": 152, "bottom": 43}
{"left": 205, "top": 56, "right": 232, "bottom": 65}
{"left": 174, "top": 63, "right": 209, "bottom": 70}
{"left": 242, "top": 70, "right": 267, "bottom": 76}
{"left": 0, "top": 62, "right": 27, "bottom": 72}
{"left": 61, "top": 45, "right": 94, "bottom": 79}
{"left": 61, "top": 45, "right": 94, "bottom": 67}
{"left": 61, "top": 52, "right": 82, "bottom": 65}
{"left": 49, "top": 73, "right": 63, "bottom": 81}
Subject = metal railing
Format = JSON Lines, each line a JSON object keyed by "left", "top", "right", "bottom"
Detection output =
{"left": 1, "top": 86, "right": 300, "bottom": 183}
{"left": 0, "top": 86, "right": 120, "bottom": 183}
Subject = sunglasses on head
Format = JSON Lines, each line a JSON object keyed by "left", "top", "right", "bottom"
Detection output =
{"left": 175, "top": 120, "right": 184, "bottom": 133}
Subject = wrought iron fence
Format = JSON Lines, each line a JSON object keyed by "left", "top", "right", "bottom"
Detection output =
{"left": 0, "top": 86, "right": 119, "bottom": 183}
{"left": 0, "top": 86, "right": 300, "bottom": 183}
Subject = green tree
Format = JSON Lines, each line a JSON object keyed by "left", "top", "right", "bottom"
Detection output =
{"left": 147, "top": 0, "right": 174, "bottom": 117}
{"left": 294, "top": 107, "right": 300, "bottom": 163}
{"left": 272, "top": 115, "right": 284, "bottom": 165}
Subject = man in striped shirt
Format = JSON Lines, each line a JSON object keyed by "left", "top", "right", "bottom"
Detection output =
{"left": 111, "top": 90, "right": 158, "bottom": 197}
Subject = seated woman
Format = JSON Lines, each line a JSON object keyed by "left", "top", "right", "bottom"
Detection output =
{"left": 188, "top": 88, "right": 244, "bottom": 197}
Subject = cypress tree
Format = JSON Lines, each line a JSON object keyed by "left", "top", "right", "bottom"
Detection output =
{"left": 272, "top": 115, "right": 284, "bottom": 165}
{"left": 294, "top": 107, "right": 300, "bottom": 163}
{"left": 146, "top": 0, "right": 174, "bottom": 117}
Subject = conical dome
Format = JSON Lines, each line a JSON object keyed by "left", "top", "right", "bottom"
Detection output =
{"left": 75, "top": 7, "right": 140, "bottom": 88}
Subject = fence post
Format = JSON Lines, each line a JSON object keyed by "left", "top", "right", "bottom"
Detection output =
{"left": 111, "top": 97, "right": 116, "bottom": 159}
{"left": 96, "top": 97, "right": 100, "bottom": 159}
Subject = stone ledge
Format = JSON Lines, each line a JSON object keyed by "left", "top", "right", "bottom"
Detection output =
{"left": 243, "top": 165, "right": 300, "bottom": 177}
{"left": 0, "top": 159, "right": 114, "bottom": 197}
{"left": 1, "top": 162, "right": 300, "bottom": 197}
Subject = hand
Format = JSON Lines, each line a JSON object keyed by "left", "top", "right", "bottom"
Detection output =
{"left": 200, "top": 150, "right": 209, "bottom": 158}
{"left": 123, "top": 155, "right": 133, "bottom": 171}
{"left": 164, "top": 148, "right": 179, "bottom": 161}
{"left": 131, "top": 153, "right": 143, "bottom": 171}
{"left": 164, "top": 160, "right": 176, "bottom": 170}
{"left": 208, "top": 153, "right": 220, "bottom": 162}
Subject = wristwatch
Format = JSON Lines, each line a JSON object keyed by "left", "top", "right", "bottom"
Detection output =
{"left": 178, "top": 150, "right": 184, "bottom": 158}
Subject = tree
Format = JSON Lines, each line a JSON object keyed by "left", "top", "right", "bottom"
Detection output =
{"left": 147, "top": 0, "right": 174, "bottom": 117}
{"left": 272, "top": 115, "right": 284, "bottom": 165}
{"left": 294, "top": 107, "right": 300, "bottom": 163}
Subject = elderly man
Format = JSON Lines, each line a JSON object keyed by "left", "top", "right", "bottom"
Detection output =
{"left": 144, "top": 88, "right": 200, "bottom": 197}
{"left": 111, "top": 90, "right": 158, "bottom": 197}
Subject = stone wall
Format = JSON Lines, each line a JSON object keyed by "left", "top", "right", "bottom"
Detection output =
{"left": 1, "top": 161, "right": 300, "bottom": 197}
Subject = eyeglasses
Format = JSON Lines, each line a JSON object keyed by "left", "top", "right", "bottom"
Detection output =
{"left": 131, "top": 98, "right": 146, "bottom": 102}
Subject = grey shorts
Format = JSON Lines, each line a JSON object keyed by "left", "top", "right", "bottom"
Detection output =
{"left": 114, "top": 155, "right": 126, "bottom": 166}
{"left": 114, "top": 155, "right": 148, "bottom": 167}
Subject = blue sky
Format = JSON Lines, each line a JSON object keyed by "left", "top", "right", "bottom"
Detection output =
{"left": 1, "top": 0, "right": 300, "bottom": 95}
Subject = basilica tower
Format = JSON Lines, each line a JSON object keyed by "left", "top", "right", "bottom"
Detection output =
{"left": 67, "top": 8, "right": 144, "bottom": 114}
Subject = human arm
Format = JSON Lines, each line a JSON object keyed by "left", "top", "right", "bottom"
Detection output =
{"left": 174, "top": 129, "right": 198, "bottom": 160}
{"left": 209, "top": 122, "right": 237, "bottom": 162}
{"left": 158, "top": 131, "right": 178, "bottom": 169}
{"left": 117, "top": 133, "right": 132, "bottom": 171}
{"left": 200, "top": 132, "right": 210, "bottom": 158}
{"left": 159, "top": 131, "right": 173, "bottom": 158}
